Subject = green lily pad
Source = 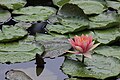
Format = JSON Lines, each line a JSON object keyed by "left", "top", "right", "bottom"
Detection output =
{"left": 47, "top": 3, "right": 89, "bottom": 34}
{"left": 89, "top": 12, "right": 120, "bottom": 29}
{"left": 15, "top": 22, "right": 32, "bottom": 30}
{"left": 62, "top": 54, "right": 120, "bottom": 79}
{"left": 107, "top": 1, "right": 120, "bottom": 10}
{"left": 94, "top": 46, "right": 120, "bottom": 60}
{"left": 36, "top": 34, "right": 71, "bottom": 58}
{"left": 65, "top": 78, "right": 82, "bottom": 80}
{"left": 57, "top": 3, "right": 88, "bottom": 18}
{"left": 69, "top": 1, "right": 105, "bottom": 14}
{"left": 94, "top": 27, "right": 120, "bottom": 44}
{"left": 13, "top": 6, "right": 56, "bottom": 22}
{"left": 0, "top": 8, "right": 11, "bottom": 23}
{"left": 12, "top": 6, "right": 56, "bottom": 15}
{"left": 47, "top": 20, "right": 88, "bottom": 34}
{"left": 19, "top": 35, "right": 35, "bottom": 44}
{"left": 0, "top": 41, "right": 44, "bottom": 63}
{"left": 0, "top": 0, "right": 26, "bottom": 10}
{"left": 68, "top": 30, "right": 95, "bottom": 38}
{"left": 0, "top": 25, "right": 27, "bottom": 42}
{"left": 50, "top": 0, "right": 70, "bottom": 7}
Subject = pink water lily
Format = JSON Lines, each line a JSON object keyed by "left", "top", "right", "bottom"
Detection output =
{"left": 67, "top": 34, "right": 100, "bottom": 59}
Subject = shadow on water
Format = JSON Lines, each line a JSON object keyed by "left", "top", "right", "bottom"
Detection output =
{"left": 0, "top": 57, "right": 68, "bottom": 80}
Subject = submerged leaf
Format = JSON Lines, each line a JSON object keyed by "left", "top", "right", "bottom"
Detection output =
{"left": 36, "top": 34, "right": 71, "bottom": 58}
{"left": 5, "top": 69, "right": 32, "bottom": 80}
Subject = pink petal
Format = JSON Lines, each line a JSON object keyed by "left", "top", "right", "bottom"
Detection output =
{"left": 86, "top": 41, "right": 94, "bottom": 51}
{"left": 88, "top": 35, "right": 93, "bottom": 43}
{"left": 89, "top": 43, "right": 100, "bottom": 51}
{"left": 83, "top": 42, "right": 88, "bottom": 52}
{"left": 81, "top": 34, "right": 85, "bottom": 37}
{"left": 68, "top": 39, "right": 76, "bottom": 47}
{"left": 66, "top": 51, "right": 80, "bottom": 54}
{"left": 74, "top": 35, "right": 80, "bottom": 45}
{"left": 83, "top": 52, "right": 92, "bottom": 59}
{"left": 74, "top": 46, "right": 83, "bottom": 53}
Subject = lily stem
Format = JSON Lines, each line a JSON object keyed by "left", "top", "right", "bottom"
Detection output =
{"left": 82, "top": 55, "right": 85, "bottom": 63}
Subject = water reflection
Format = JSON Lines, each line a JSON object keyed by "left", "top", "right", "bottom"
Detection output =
{"left": 0, "top": 57, "right": 67, "bottom": 80}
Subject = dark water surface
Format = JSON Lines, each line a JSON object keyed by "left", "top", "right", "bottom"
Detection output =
{"left": 0, "top": 57, "right": 67, "bottom": 80}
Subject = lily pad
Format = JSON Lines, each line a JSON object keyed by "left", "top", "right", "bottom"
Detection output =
{"left": 62, "top": 54, "right": 120, "bottom": 79}
{"left": 0, "top": 25, "right": 28, "bottom": 42}
{"left": 65, "top": 78, "right": 88, "bottom": 80}
{"left": 50, "top": 0, "right": 70, "bottom": 7}
{"left": 68, "top": 30, "right": 95, "bottom": 38}
{"left": 0, "top": 0, "right": 26, "bottom": 10}
{"left": 13, "top": 6, "right": 56, "bottom": 22}
{"left": 57, "top": 3, "right": 88, "bottom": 18}
{"left": 69, "top": 1, "right": 105, "bottom": 14}
{"left": 36, "top": 34, "right": 71, "bottom": 58}
{"left": 65, "top": 78, "right": 81, "bottom": 80}
{"left": 94, "top": 46, "right": 120, "bottom": 60}
{"left": 0, "top": 41, "right": 44, "bottom": 63}
{"left": 47, "top": 3, "right": 89, "bottom": 34}
{"left": 94, "top": 27, "right": 120, "bottom": 44}
{"left": 0, "top": 8, "right": 11, "bottom": 23}
{"left": 107, "top": 1, "right": 120, "bottom": 10}
{"left": 89, "top": 11, "right": 120, "bottom": 29}
{"left": 15, "top": 22, "right": 32, "bottom": 30}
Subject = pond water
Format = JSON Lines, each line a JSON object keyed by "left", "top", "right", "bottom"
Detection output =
{"left": 0, "top": 57, "right": 67, "bottom": 80}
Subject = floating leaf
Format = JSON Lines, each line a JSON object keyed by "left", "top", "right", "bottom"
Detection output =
{"left": 0, "top": 41, "right": 44, "bottom": 63}
{"left": 65, "top": 78, "right": 88, "bottom": 80}
{"left": 47, "top": 3, "right": 89, "bottom": 34}
{"left": 107, "top": 1, "right": 120, "bottom": 10}
{"left": 0, "top": 8, "right": 11, "bottom": 23}
{"left": 48, "top": 0, "right": 70, "bottom": 7}
{"left": 62, "top": 54, "right": 120, "bottom": 79}
{"left": 94, "top": 27, "right": 120, "bottom": 44}
{"left": 15, "top": 22, "right": 32, "bottom": 30}
{"left": 69, "top": 1, "right": 105, "bottom": 14}
{"left": 65, "top": 78, "right": 80, "bottom": 80}
{"left": 68, "top": 30, "right": 95, "bottom": 38}
{"left": 57, "top": 3, "right": 88, "bottom": 18}
{"left": 13, "top": 6, "right": 56, "bottom": 22}
{"left": 36, "top": 34, "right": 71, "bottom": 58}
{"left": 0, "top": 0, "right": 26, "bottom": 10}
{"left": 0, "top": 25, "right": 27, "bottom": 42}
{"left": 12, "top": 6, "right": 56, "bottom": 15}
{"left": 94, "top": 46, "right": 120, "bottom": 60}
{"left": 89, "top": 12, "right": 120, "bottom": 29}
{"left": 19, "top": 35, "right": 35, "bottom": 44}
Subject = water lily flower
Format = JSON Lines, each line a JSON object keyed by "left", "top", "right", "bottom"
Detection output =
{"left": 67, "top": 34, "right": 100, "bottom": 59}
